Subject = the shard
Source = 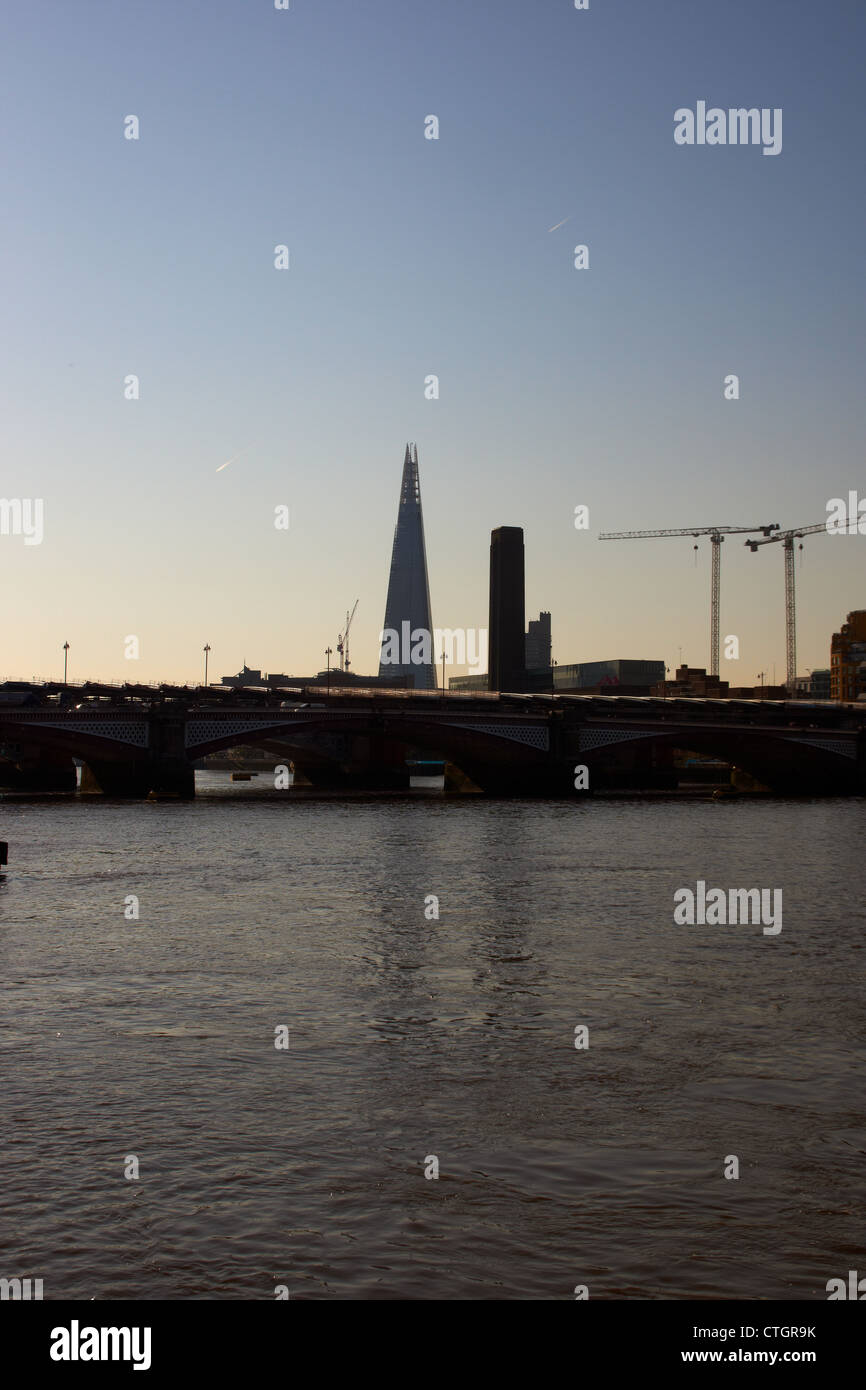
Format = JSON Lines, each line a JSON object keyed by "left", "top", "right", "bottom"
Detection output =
{"left": 378, "top": 443, "right": 436, "bottom": 689}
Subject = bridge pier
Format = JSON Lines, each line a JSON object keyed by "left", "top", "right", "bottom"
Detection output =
{"left": 0, "top": 742, "right": 76, "bottom": 792}
{"left": 80, "top": 758, "right": 195, "bottom": 799}
{"left": 80, "top": 760, "right": 149, "bottom": 797}
{"left": 145, "top": 712, "right": 195, "bottom": 797}
{"left": 146, "top": 759, "right": 196, "bottom": 798}
{"left": 457, "top": 760, "right": 577, "bottom": 797}
{"left": 0, "top": 757, "right": 76, "bottom": 792}
{"left": 858, "top": 730, "right": 866, "bottom": 796}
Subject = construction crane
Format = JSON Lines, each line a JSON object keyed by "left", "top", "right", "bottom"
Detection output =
{"left": 336, "top": 599, "right": 359, "bottom": 673}
{"left": 744, "top": 523, "right": 829, "bottom": 693}
{"left": 599, "top": 523, "right": 780, "bottom": 675}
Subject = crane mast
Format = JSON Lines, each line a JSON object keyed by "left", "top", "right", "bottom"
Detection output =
{"left": 337, "top": 599, "right": 359, "bottom": 673}
{"left": 599, "top": 523, "right": 779, "bottom": 675}
{"left": 744, "top": 524, "right": 828, "bottom": 692}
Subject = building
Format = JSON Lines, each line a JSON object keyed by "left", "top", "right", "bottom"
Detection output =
{"left": 448, "top": 673, "right": 490, "bottom": 693}
{"left": 791, "top": 669, "right": 832, "bottom": 700}
{"left": 810, "top": 668, "right": 832, "bottom": 700}
{"left": 488, "top": 527, "right": 526, "bottom": 691}
{"left": 378, "top": 444, "right": 436, "bottom": 690}
{"left": 555, "top": 659, "right": 666, "bottom": 691}
{"left": 451, "top": 609, "right": 550, "bottom": 692}
{"left": 221, "top": 665, "right": 409, "bottom": 690}
{"left": 830, "top": 610, "right": 866, "bottom": 701}
{"left": 654, "top": 666, "right": 795, "bottom": 699}
{"left": 525, "top": 611, "right": 551, "bottom": 670}
{"left": 727, "top": 683, "right": 787, "bottom": 699}
{"left": 268, "top": 671, "right": 411, "bottom": 689}
{"left": 220, "top": 664, "right": 263, "bottom": 687}
{"left": 651, "top": 665, "right": 729, "bottom": 698}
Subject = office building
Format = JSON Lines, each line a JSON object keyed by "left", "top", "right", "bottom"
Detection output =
{"left": 525, "top": 612, "right": 552, "bottom": 670}
{"left": 830, "top": 610, "right": 866, "bottom": 700}
{"left": 378, "top": 444, "right": 436, "bottom": 690}
{"left": 555, "top": 658, "right": 666, "bottom": 691}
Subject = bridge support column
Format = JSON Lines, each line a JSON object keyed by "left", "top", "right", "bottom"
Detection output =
{"left": 857, "top": 730, "right": 866, "bottom": 796}
{"left": 0, "top": 756, "right": 76, "bottom": 792}
{"left": 147, "top": 759, "right": 195, "bottom": 799}
{"left": 80, "top": 758, "right": 195, "bottom": 798}
{"left": 0, "top": 762, "right": 77, "bottom": 792}
{"left": 146, "top": 713, "right": 195, "bottom": 798}
{"left": 80, "top": 760, "right": 151, "bottom": 797}
{"left": 457, "top": 761, "right": 575, "bottom": 797}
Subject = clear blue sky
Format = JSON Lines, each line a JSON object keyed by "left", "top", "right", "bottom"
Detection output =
{"left": 1, "top": 0, "right": 863, "bottom": 684}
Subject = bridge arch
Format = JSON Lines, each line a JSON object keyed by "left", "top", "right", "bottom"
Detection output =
{"left": 579, "top": 723, "right": 859, "bottom": 795}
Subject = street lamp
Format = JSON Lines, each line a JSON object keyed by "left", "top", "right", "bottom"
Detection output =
{"left": 325, "top": 646, "right": 333, "bottom": 696}
{"left": 62, "top": 641, "right": 70, "bottom": 685}
{"left": 441, "top": 650, "right": 448, "bottom": 694}
{"left": 203, "top": 644, "right": 211, "bottom": 687}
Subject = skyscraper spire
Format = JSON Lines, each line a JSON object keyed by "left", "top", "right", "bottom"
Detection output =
{"left": 378, "top": 443, "right": 436, "bottom": 689}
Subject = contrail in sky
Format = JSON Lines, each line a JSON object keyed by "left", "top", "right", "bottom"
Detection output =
{"left": 547, "top": 217, "right": 570, "bottom": 233}
{"left": 216, "top": 448, "right": 247, "bottom": 472}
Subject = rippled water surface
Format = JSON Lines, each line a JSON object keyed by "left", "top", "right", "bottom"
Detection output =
{"left": 1, "top": 779, "right": 864, "bottom": 1299}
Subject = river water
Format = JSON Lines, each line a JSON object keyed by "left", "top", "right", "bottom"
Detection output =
{"left": 1, "top": 776, "right": 863, "bottom": 1299}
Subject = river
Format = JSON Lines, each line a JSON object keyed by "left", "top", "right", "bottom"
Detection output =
{"left": 1, "top": 776, "right": 863, "bottom": 1299}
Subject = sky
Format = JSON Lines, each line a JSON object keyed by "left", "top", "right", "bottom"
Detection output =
{"left": 1, "top": 0, "right": 864, "bottom": 686}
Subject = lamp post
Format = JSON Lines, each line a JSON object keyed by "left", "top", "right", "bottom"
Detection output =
{"left": 441, "top": 650, "right": 447, "bottom": 694}
{"left": 663, "top": 665, "right": 670, "bottom": 701}
{"left": 62, "top": 641, "right": 70, "bottom": 685}
{"left": 203, "top": 643, "right": 211, "bottom": 688}
{"left": 325, "top": 646, "right": 333, "bottom": 696}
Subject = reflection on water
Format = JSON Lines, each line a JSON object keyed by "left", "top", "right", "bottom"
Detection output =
{"left": 0, "top": 777, "right": 863, "bottom": 1298}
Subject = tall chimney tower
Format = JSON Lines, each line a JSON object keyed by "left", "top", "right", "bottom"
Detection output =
{"left": 488, "top": 526, "right": 526, "bottom": 692}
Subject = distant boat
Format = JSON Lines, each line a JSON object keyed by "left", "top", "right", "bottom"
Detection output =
{"left": 406, "top": 758, "right": 445, "bottom": 791}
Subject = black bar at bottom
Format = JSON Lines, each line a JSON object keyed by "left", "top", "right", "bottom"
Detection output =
{"left": 5, "top": 1298, "right": 860, "bottom": 1376}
